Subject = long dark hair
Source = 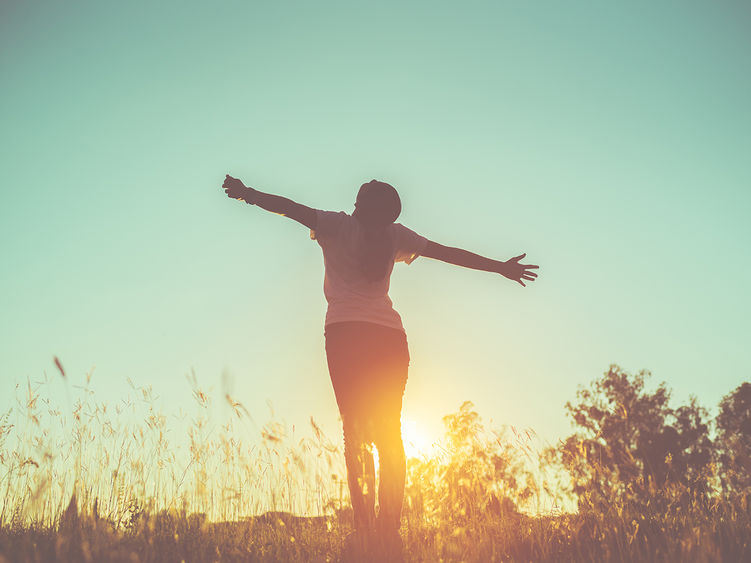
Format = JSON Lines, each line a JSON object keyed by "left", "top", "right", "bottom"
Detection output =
{"left": 353, "top": 180, "right": 402, "bottom": 282}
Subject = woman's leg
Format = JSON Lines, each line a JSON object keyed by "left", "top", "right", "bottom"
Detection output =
{"left": 325, "top": 321, "right": 409, "bottom": 535}
{"left": 373, "top": 365, "right": 408, "bottom": 533}
{"left": 341, "top": 414, "right": 376, "bottom": 532}
{"left": 325, "top": 322, "right": 378, "bottom": 533}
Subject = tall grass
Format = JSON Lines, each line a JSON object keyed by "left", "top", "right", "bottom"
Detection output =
{"left": 1, "top": 369, "right": 749, "bottom": 562}
{"left": 1, "top": 369, "right": 349, "bottom": 529}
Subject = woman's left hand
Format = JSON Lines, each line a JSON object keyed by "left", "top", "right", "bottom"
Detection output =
{"left": 223, "top": 174, "right": 248, "bottom": 200}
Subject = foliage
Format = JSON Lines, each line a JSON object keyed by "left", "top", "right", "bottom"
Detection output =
{"left": 2, "top": 368, "right": 751, "bottom": 561}
{"left": 403, "top": 401, "right": 536, "bottom": 529}
{"left": 716, "top": 382, "right": 751, "bottom": 494}
{"left": 553, "top": 365, "right": 715, "bottom": 511}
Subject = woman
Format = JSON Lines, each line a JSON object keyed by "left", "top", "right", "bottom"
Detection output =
{"left": 222, "top": 175, "right": 538, "bottom": 554}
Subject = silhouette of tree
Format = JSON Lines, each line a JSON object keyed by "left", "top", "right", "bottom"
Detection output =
{"left": 716, "top": 382, "right": 751, "bottom": 494}
{"left": 554, "top": 365, "right": 714, "bottom": 511}
{"left": 671, "top": 397, "right": 715, "bottom": 495}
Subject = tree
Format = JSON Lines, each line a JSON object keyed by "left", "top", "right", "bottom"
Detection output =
{"left": 555, "top": 365, "right": 714, "bottom": 511}
{"left": 716, "top": 382, "right": 751, "bottom": 494}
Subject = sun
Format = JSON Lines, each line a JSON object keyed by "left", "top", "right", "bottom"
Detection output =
{"left": 401, "top": 417, "right": 433, "bottom": 459}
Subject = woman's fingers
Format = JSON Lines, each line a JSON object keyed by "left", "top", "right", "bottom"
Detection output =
{"left": 222, "top": 175, "right": 241, "bottom": 189}
{"left": 501, "top": 255, "right": 540, "bottom": 286}
{"left": 222, "top": 174, "right": 246, "bottom": 199}
{"left": 223, "top": 183, "right": 242, "bottom": 198}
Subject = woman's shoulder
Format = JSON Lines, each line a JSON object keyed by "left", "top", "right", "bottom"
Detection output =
{"left": 390, "top": 222, "right": 429, "bottom": 263}
{"left": 317, "top": 209, "right": 351, "bottom": 221}
{"left": 311, "top": 210, "right": 353, "bottom": 240}
{"left": 389, "top": 221, "right": 422, "bottom": 238}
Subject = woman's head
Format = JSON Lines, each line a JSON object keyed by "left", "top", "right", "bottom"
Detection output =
{"left": 353, "top": 180, "right": 401, "bottom": 282}
{"left": 353, "top": 180, "right": 401, "bottom": 227}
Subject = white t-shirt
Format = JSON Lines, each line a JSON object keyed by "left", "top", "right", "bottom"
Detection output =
{"left": 311, "top": 209, "right": 429, "bottom": 332}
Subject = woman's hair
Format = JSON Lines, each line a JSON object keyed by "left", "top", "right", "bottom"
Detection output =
{"left": 353, "top": 180, "right": 402, "bottom": 282}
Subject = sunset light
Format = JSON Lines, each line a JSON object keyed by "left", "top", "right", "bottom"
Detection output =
{"left": 401, "top": 417, "right": 434, "bottom": 459}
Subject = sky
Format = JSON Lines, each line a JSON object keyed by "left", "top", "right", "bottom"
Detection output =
{"left": 1, "top": 0, "right": 749, "bottom": 452}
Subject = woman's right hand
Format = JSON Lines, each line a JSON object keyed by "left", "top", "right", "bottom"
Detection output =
{"left": 499, "top": 253, "right": 539, "bottom": 287}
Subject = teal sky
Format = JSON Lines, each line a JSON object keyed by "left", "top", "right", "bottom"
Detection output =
{"left": 1, "top": 1, "right": 749, "bottom": 449}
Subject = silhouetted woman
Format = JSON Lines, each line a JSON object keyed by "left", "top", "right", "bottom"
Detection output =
{"left": 222, "top": 175, "right": 538, "bottom": 556}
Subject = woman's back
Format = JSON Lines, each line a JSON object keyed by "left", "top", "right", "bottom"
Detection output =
{"left": 312, "top": 209, "right": 427, "bottom": 331}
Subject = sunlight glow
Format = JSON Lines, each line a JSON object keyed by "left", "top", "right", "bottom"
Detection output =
{"left": 401, "top": 417, "right": 433, "bottom": 459}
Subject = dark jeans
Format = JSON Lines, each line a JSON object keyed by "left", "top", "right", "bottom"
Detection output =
{"left": 325, "top": 321, "right": 409, "bottom": 533}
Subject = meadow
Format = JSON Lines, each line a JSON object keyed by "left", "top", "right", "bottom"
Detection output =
{"left": 1, "top": 366, "right": 749, "bottom": 562}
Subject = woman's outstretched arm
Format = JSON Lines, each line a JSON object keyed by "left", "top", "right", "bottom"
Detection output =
{"left": 222, "top": 174, "right": 316, "bottom": 230}
{"left": 422, "top": 240, "right": 539, "bottom": 287}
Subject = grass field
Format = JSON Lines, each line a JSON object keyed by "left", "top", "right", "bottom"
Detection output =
{"left": 1, "top": 372, "right": 749, "bottom": 562}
